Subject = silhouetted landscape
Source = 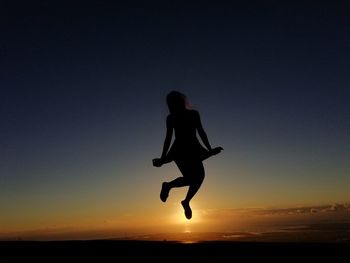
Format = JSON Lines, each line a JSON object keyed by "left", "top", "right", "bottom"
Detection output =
{"left": 1, "top": 239, "right": 349, "bottom": 261}
{"left": 2, "top": 222, "right": 350, "bottom": 260}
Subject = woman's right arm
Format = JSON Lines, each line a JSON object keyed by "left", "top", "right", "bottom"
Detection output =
{"left": 161, "top": 115, "right": 173, "bottom": 159}
{"left": 153, "top": 115, "right": 173, "bottom": 167}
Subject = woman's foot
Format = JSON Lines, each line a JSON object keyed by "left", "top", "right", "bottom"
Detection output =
{"left": 160, "top": 182, "right": 170, "bottom": 202}
{"left": 181, "top": 200, "right": 192, "bottom": 220}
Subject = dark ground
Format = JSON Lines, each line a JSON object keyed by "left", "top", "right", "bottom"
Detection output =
{"left": 1, "top": 240, "right": 349, "bottom": 261}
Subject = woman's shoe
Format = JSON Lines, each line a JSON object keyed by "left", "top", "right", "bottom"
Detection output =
{"left": 160, "top": 182, "right": 170, "bottom": 202}
{"left": 181, "top": 200, "right": 192, "bottom": 220}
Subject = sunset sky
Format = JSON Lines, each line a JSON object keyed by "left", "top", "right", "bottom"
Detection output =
{"left": 1, "top": 1, "right": 349, "bottom": 240}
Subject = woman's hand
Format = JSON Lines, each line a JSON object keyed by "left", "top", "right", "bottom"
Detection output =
{"left": 152, "top": 158, "right": 164, "bottom": 167}
{"left": 211, "top": 146, "right": 223, "bottom": 155}
{"left": 201, "top": 146, "right": 224, "bottom": 161}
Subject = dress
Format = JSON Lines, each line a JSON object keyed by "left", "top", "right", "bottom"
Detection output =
{"left": 165, "top": 110, "right": 209, "bottom": 163}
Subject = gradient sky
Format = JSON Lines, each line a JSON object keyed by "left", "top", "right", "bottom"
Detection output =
{"left": 1, "top": 1, "right": 349, "bottom": 239}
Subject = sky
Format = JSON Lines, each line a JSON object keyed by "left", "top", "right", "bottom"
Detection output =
{"left": 1, "top": 1, "right": 350, "bottom": 240}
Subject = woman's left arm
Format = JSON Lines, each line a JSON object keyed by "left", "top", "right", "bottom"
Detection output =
{"left": 196, "top": 111, "right": 212, "bottom": 151}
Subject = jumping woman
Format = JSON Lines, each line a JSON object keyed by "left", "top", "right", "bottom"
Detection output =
{"left": 152, "top": 91, "right": 223, "bottom": 219}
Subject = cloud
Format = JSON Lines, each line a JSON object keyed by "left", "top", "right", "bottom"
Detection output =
{"left": 326, "top": 203, "right": 350, "bottom": 212}
{"left": 197, "top": 203, "right": 350, "bottom": 221}
{"left": 195, "top": 203, "right": 350, "bottom": 231}
{"left": 249, "top": 203, "right": 350, "bottom": 216}
{"left": 192, "top": 203, "right": 350, "bottom": 241}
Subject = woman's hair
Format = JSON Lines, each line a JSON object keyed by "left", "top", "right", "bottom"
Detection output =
{"left": 166, "top": 91, "right": 188, "bottom": 114}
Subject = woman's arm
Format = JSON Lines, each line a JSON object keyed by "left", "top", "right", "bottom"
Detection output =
{"left": 195, "top": 111, "right": 212, "bottom": 151}
{"left": 153, "top": 115, "right": 173, "bottom": 167}
{"left": 195, "top": 111, "right": 224, "bottom": 160}
{"left": 161, "top": 115, "right": 173, "bottom": 159}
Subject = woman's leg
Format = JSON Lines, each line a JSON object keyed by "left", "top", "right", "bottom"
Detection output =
{"left": 184, "top": 162, "right": 205, "bottom": 202}
{"left": 165, "top": 160, "right": 191, "bottom": 188}
{"left": 161, "top": 161, "right": 205, "bottom": 216}
{"left": 160, "top": 161, "right": 190, "bottom": 202}
{"left": 167, "top": 159, "right": 205, "bottom": 191}
{"left": 167, "top": 176, "right": 189, "bottom": 188}
{"left": 181, "top": 161, "right": 205, "bottom": 219}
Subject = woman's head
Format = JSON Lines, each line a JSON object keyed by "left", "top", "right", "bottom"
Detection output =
{"left": 166, "top": 91, "right": 188, "bottom": 114}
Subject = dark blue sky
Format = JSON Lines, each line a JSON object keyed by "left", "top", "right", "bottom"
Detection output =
{"left": 1, "top": 1, "right": 350, "bottom": 232}
{"left": 2, "top": 1, "right": 349, "bottom": 144}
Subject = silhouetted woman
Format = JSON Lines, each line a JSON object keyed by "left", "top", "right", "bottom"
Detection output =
{"left": 153, "top": 91, "right": 223, "bottom": 219}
